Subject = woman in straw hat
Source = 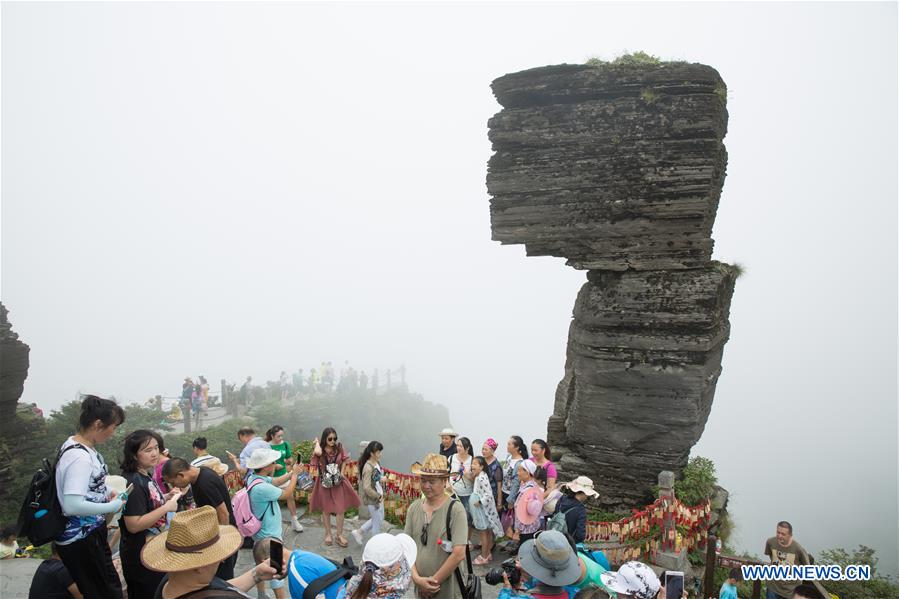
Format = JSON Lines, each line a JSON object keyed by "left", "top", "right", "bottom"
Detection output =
{"left": 141, "top": 506, "right": 284, "bottom": 598}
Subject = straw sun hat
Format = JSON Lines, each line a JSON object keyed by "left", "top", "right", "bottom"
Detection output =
{"left": 141, "top": 505, "right": 242, "bottom": 572}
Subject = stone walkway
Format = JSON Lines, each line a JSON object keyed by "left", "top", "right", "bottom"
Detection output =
{"left": 0, "top": 508, "right": 505, "bottom": 599}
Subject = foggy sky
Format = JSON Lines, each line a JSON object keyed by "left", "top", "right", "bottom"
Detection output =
{"left": 2, "top": 1, "right": 897, "bottom": 573}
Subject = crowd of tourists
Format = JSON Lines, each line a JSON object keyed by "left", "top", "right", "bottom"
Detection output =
{"left": 8, "top": 395, "right": 829, "bottom": 599}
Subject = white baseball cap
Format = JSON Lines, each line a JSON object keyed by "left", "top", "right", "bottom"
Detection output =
{"left": 600, "top": 561, "right": 661, "bottom": 599}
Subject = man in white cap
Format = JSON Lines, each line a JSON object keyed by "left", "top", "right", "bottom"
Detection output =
{"left": 437, "top": 428, "right": 458, "bottom": 461}
{"left": 245, "top": 448, "right": 302, "bottom": 599}
{"left": 600, "top": 561, "right": 662, "bottom": 599}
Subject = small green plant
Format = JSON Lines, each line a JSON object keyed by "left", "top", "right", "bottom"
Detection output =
{"left": 613, "top": 51, "right": 661, "bottom": 66}
{"left": 611, "top": 135, "right": 622, "bottom": 145}
{"left": 714, "top": 83, "right": 727, "bottom": 103}
{"left": 585, "top": 56, "right": 606, "bottom": 66}
{"left": 732, "top": 262, "right": 745, "bottom": 278}
{"left": 662, "top": 455, "right": 718, "bottom": 505}
{"left": 293, "top": 439, "right": 315, "bottom": 463}
{"left": 641, "top": 88, "right": 659, "bottom": 104}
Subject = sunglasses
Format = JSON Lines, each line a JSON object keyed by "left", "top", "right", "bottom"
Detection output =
{"left": 327, "top": 436, "right": 337, "bottom": 442}
{"left": 421, "top": 522, "right": 429, "bottom": 546}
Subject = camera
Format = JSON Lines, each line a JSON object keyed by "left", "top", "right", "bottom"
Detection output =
{"left": 484, "top": 558, "right": 521, "bottom": 586}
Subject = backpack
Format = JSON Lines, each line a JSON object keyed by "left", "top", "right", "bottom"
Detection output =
{"left": 231, "top": 478, "right": 274, "bottom": 538}
{"left": 445, "top": 499, "right": 482, "bottom": 599}
{"left": 320, "top": 453, "right": 342, "bottom": 489}
{"left": 546, "top": 505, "right": 577, "bottom": 534}
{"left": 300, "top": 556, "right": 357, "bottom": 599}
{"left": 16, "top": 444, "right": 88, "bottom": 546}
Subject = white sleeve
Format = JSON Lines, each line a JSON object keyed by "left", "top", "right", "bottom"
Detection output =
{"left": 60, "top": 454, "right": 93, "bottom": 497}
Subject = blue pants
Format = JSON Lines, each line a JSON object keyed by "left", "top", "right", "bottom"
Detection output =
{"left": 767, "top": 589, "right": 787, "bottom": 599}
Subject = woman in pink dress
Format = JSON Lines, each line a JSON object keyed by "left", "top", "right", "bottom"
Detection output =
{"left": 309, "top": 427, "right": 361, "bottom": 547}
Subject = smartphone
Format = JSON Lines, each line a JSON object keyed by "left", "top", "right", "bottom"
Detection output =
{"left": 270, "top": 538, "right": 283, "bottom": 575}
{"left": 124, "top": 483, "right": 134, "bottom": 496}
{"left": 665, "top": 571, "right": 684, "bottom": 599}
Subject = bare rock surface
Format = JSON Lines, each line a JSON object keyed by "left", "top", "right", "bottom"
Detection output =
{"left": 488, "top": 60, "right": 737, "bottom": 509}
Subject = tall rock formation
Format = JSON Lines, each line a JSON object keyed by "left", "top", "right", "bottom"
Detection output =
{"left": 487, "top": 61, "right": 738, "bottom": 508}
{"left": 0, "top": 303, "right": 30, "bottom": 433}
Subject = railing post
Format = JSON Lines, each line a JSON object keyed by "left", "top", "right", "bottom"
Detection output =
{"left": 751, "top": 581, "right": 761, "bottom": 599}
{"left": 704, "top": 534, "right": 717, "bottom": 598}
{"left": 658, "top": 471, "right": 675, "bottom": 551}
{"left": 183, "top": 398, "right": 191, "bottom": 434}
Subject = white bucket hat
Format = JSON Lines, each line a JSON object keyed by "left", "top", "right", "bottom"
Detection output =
{"left": 245, "top": 448, "right": 282, "bottom": 470}
{"left": 562, "top": 476, "right": 600, "bottom": 499}
{"left": 438, "top": 428, "right": 457, "bottom": 437}
{"left": 362, "top": 533, "right": 417, "bottom": 569}
{"left": 600, "top": 561, "right": 661, "bottom": 599}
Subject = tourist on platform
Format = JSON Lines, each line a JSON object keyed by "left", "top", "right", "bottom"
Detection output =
{"left": 0, "top": 525, "right": 18, "bottom": 559}
{"left": 253, "top": 538, "right": 345, "bottom": 599}
{"left": 345, "top": 533, "right": 417, "bottom": 599}
{"left": 437, "top": 428, "right": 458, "bottom": 461}
{"left": 227, "top": 427, "right": 272, "bottom": 478}
{"left": 199, "top": 375, "right": 210, "bottom": 410}
{"left": 530, "top": 439, "right": 557, "bottom": 500}
{"left": 265, "top": 425, "right": 303, "bottom": 532}
{"left": 720, "top": 567, "right": 740, "bottom": 599}
{"left": 791, "top": 585, "right": 825, "bottom": 599}
{"left": 54, "top": 395, "right": 126, "bottom": 599}
{"left": 163, "top": 457, "right": 238, "bottom": 580}
{"left": 141, "top": 506, "right": 284, "bottom": 599}
{"left": 481, "top": 438, "right": 504, "bottom": 513}
{"left": 552, "top": 477, "right": 597, "bottom": 544}
{"left": 501, "top": 436, "right": 528, "bottom": 539}
{"left": 764, "top": 521, "right": 812, "bottom": 599}
{"left": 27, "top": 542, "right": 82, "bottom": 599}
{"left": 119, "top": 429, "right": 182, "bottom": 599}
{"left": 245, "top": 448, "right": 303, "bottom": 598}
{"left": 599, "top": 561, "right": 662, "bottom": 599}
{"left": 449, "top": 437, "right": 474, "bottom": 509}
{"left": 469, "top": 456, "right": 504, "bottom": 565}
{"left": 190, "top": 437, "right": 229, "bottom": 475}
{"left": 310, "top": 428, "right": 361, "bottom": 547}
{"left": 351, "top": 440, "right": 386, "bottom": 545}
{"left": 499, "top": 530, "right": 582, "bottom": 599}
{"left": 404, "top": 453, "right": 469, "bottom": 599}
{"left": 513, "top": 461, "right": 544, "bottom": 545}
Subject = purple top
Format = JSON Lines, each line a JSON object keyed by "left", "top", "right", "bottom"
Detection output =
{"left": 529, "top": 457, "right": 557, "bottom": 480}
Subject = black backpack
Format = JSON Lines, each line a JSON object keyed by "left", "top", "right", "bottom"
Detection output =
{"left": 16, "top": 444, "right": 88, "bottom": 546}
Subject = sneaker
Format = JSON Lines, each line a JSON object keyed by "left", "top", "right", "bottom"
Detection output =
{"left": 351, "top": 529, "right": 364, "bottom": 545}
{"left": 292, "top": 517, "right": 304, "bottom": 532}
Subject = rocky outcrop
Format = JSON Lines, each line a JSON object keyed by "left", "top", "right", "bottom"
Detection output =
{"left": 0, "top": 303, "right": 30, "bottom": 434}
{"left": 487, "top": 61, "right": 737, "bottom": 509}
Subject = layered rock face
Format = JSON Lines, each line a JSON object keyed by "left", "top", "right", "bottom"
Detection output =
{"left": 0, "top": 303, "right": 30, "bottom": 433}
{"left": 487, "top": 62, "right": 737, "bottom": 508}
